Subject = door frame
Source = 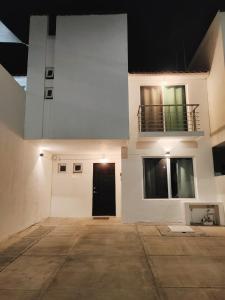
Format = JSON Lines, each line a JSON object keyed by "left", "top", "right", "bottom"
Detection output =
{"left": 92, "top": 162, "right": 116, "bottom": 217}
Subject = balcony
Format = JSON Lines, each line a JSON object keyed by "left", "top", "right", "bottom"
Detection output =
{"left": 137, "top": 104, "right": 204, "bottom": 140}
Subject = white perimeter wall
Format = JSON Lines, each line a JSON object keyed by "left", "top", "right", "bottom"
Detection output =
{"left": 122, "top": 74, "right": 217, "bottom": 223}
{"left": 0, "top": 65, "right": 52, "bottom": 241}
{"left": 208, "top": 17, "right": 225, "bottom": 207}
{"left": 51, "top": 153, "right": 121, "bottom": 218}
{"left": 191, "top": 13, "right": 225, "bottom": 209}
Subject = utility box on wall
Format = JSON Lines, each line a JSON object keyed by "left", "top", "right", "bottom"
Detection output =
{"left": 184, "top": 201, "right": 225, "bottom": 226}
{"left": 25, "top": 14, "right": 129, "bottom": 139}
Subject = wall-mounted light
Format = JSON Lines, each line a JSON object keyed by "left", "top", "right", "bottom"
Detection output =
{"left": 100, "top": 154, "right": 108, "bottom": 164}
{"left": 40, "top": 153, "right": 44, "bottom": 157}
{"left": 161, "top": 80, "right": 168, "bottom": 87}
{"left": 165, "top": 151, "right": 170, "bottom": 157}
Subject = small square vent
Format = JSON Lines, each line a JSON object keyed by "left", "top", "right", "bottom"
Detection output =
{"left": 44, "top": 87, "right": 53, "bottom": 100}
{"left": 45, "top": 67, "right": 54, "bottom": 79}
{"left": 73, "top": 163, "right": 83, "bottom": 173}
{"left": 58, "top": 163, "right": 67, "bottom": 173}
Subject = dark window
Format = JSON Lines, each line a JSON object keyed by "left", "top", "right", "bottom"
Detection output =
{"left": 143, "top": 158, "right": 168, "bottom": 198}
{"left": 170, "top": 158, "right": 195, "bottom": 198}
{"left": 143, "top": 157, "right": 195, "bottom": 199}
{"left": 212, "top": 142, "right": 225, "bottom": 176}
{"left": 48, "top": 15, "right": 56, "bottom": 36}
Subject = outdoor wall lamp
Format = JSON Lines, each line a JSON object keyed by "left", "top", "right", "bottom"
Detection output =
{"left": 165, "top": 151, "right": 170, "bottom": 157}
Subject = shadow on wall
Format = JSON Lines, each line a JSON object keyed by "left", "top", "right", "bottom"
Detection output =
{"left": 0, "top": 64, "right": 25, "bottom": 138}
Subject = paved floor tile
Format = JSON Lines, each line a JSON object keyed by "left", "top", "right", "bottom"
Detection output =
{"left": 0, "top": 238, "right": 37, "bottom": 257}
{"left": 137, "top": 225, "right": 161, "bottom": 236}
{"left": 49, "top": 255, "right": 154, "bottom": 290}
{"left": 194, "top": 238, "right": 225, "bottom": 256}
{"left": 79, "top": 232, "right": 139, "bottom": 242}
{"left": 42, "top": 287, "right": 159, "bottom": 300}
{"left": 0, "top": 290, "right": 39, "bottom": 300}
{"left": 144, "top": 237, "right": 225, "bottom": 256}
{"left": 24, "top": 227, "right": 54, "bottom": 239}
{"left": 149, "top": 256, "right": 225, "bottom": 287}
{"left": 0, "top": 255, "right": 65, "bottom": 290}
{"left": 0, "top": 256, "right": 15, "bottom": 271}
{"left": 85, "top": 224, "right": 136, "bottom": 234}
{"left": 159, "top": 288, "right": 225, "bottom": 300}
{"left": 24, "top": 237, "right": 76, "bottom": 256}
{"left": 198, "top": 226, "right": 225, "bottom": 237}
{"left": 70, "top": 238, "right": 144, "bottom": 256}
{"left": 46, "top": 226, "right": 80, "bottom": 238}
{"left": 143, "top": 237, "right": 197, "bottom": 256}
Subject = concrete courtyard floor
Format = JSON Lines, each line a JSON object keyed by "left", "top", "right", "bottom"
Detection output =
{"left": 0, "top": 218, "right": 225, "bottom": 299}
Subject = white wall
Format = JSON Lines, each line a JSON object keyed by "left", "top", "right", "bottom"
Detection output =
{"left": 25, "top": 16, "right": 48, "bottom": 139}
{"left": 25, "top": 14, "right": 129, "bottom": 139}
{"left": 190, "top": 12, "right": 222, "bottom": 71}
{"left": 51, "top": 153, "right": 121, "bottom": 218}
{"left": 190, "top": 13, "right": 225, "bottom": 210}
{"left": 122, "top": 74, "right": 216, "bottom": 223}
{"left": 0, "top": 65, "right": 52, "bottom": 241}
{"left": 190, "top": 12, "right": 225, "bottom": 136}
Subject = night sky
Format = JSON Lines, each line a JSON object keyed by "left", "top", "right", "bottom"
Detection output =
{"left": 0, "top": 0, "right": 225, "bottom": 75}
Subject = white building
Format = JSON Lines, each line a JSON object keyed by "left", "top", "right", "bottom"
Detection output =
{"left": 1, "top": 13, "right": 225, "bottom": 242}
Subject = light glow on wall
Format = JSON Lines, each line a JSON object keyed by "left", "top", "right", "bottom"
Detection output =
{"left": 100, "top": 154, "right": 108, "bottom": 164}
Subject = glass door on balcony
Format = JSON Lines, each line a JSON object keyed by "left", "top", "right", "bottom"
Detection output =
{"left": 140, "top": 86, "right": 163, "bottom": 131}
{"left": 163, "top": 85, "right": 188, "bottom": 131}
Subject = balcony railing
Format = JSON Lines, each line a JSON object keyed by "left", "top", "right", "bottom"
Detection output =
{"left": 137, "top": 104, "right": 200, "bottom": 133}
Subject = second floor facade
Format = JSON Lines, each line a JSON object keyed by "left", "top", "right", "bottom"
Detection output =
{"left": 128, "top": 72, "right": 210, "bottom": 142}
{"left": 25, "top": 14, "right": 212, "bottom": 143}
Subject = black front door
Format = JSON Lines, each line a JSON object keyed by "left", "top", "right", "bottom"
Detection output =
{"left": 92, "top": 163, "right": 116, "bottom": 216}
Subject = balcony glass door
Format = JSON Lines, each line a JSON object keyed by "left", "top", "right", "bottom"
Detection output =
{"left": 141, "top": 86, "right": 163, "bottom": 131}
{"left": 163, "top": 86, "right": 187, "bottom": 131}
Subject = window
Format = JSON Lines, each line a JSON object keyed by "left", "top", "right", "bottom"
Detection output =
{"left": 140, "top": 85, "right": 187, "bottom": 132}
{"left": 170, "top": 158, "right": 195, "bottom": 198}
{"left": 58, "top": 163, "right": 67, "bottom": 173}
{"left": 44, "top": 87, "right": 53, "bottom": 99}
{"left": 143, "top": 157, "right": 195, "bottom": 199}
{"left": 212, "top": 142, "right": 225, "bottom": 176}
{"left": 45, "top": 67, "right": 54, "bottom": 79}
{"left": 143, "top": 158, "right": 168, "bottom": 198}
{"left": 48, "top": 15, "right": 56, "bottom": 36}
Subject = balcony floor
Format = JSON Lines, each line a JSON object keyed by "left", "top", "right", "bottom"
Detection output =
{"left": 138, "top": 130, "right": 204, "bottom": 141}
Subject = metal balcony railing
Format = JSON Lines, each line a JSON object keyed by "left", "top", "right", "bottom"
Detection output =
{"left": 137, "top": 104, "right": 200, "bottom": 133}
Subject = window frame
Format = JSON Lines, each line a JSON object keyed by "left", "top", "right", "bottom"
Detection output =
{"left": 140, "top": 84, "right": 189, "bottom": 106}
{"left": 139, "top": 84, "right": 190, "bottom": 132}
{"left": 142, "top": 156, "right": 196, "bottom": 200}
